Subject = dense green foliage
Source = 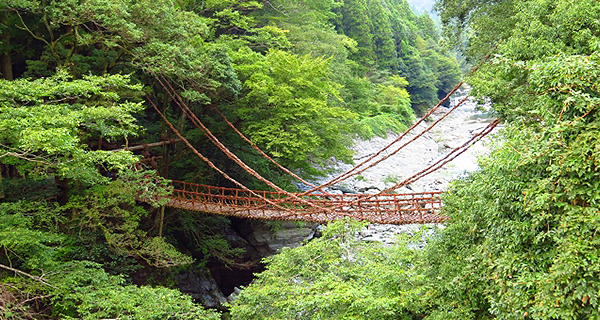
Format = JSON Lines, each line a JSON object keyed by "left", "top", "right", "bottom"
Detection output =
{"left": 421, "top": 0, "right": 600, "bottom": 317}
{"left": 232, "top": 0, "right": 600, "bottom": 319}
{"left": 233, "top": 48, "right": 357, "bottom": 171}
{"left": 231, "top": 220, "right": 426, "bottom": 319}
{"left": 0, "top": 198, "right": 220, "bottom": 319}
{"left": 0, "top": 71, "right": 142, "bottom": 183}
{"left": 0, "top": 0, "right": 460, "bottom": 317}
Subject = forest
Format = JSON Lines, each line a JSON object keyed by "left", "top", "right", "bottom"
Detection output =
{"left": 1, "top": 0, "right": 600, "bottom": 318}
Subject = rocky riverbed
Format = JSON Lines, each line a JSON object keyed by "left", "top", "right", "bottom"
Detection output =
{"left": 315, "top": 90, "right": 498, "bottom": 194}
{"left": 310, "top": 89, "right": 501, "bottom": 244}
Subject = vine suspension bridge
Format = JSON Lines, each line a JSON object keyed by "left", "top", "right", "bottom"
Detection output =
{"left": 148, "top": 60, "right": 498, "bottom": 225}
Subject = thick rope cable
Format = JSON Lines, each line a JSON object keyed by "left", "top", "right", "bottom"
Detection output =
{"left": 331, "top": 119, "right": 500, "bottom": 210}
{"left": 300, "top": 51, "right": 496, "bottom": 194}
{"left": 209, "top": 105, "right": 317, "bottom": 188}
{"left": 303, "top": 93, "right": 470, "bottom": 198}
{"left": 148, "top": 97, "right": 311, "bottom": 219}
{"left": 183, "top": 78, "right": 318, "bottom": 189}
{"left": 156, "top": 76, "right": 325, "bottom": 214}
{"left": 383, "top": 118, "right": 500, "bottom": 193}
{"left": 154, "top": 75, "right": 331, "bottom": 213}
{"left": 299, "top": 82, "right": 465, "bottom": 196}
{"left": 340, "top": 95, "right": 470, "bottom": 179}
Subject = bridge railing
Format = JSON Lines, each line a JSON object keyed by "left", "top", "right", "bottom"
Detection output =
{"left": 171, "top": 180, "right": 303, "bottom": 209}
{"left": 169, "top": 180, "right": 445, "bottom": 223}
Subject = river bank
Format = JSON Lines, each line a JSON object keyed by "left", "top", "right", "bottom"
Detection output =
{"left": 307, "top": 89, "right": 501, "bottom": 244}
{"left": 314, "top": 89, "right": 499, "bottom": 194}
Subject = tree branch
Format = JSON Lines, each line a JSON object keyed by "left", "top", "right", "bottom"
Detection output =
{"left": 13, "top": 10, "right": 50, "bottom": 46}
{"left": 0, "top": 263, "right": 57, "bottom": 289}
{"left": 0, "top": 152, "right": 54, "bottom": 166}
{"left": 17, "top": 294, "right": 53, "bottom": 306}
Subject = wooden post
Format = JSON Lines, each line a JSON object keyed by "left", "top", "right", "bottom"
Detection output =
{"left": 395, "top": 196, "right": 401, "bottom": 223}
{"left": 163, "top": 130, "right": 172, "bottom": 178}
{"left": 111, "top": 139, "right": 181, "bottom": 152}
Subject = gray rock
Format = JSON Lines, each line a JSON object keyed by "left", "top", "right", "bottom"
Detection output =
{"left": 373, "top": 181, "right": 387, "bottom": 192}
{"left": 178, "top": 270, "right": 227, "bottom": 308}
{"left": 362, "top": 236, "right": 384, "bottom": 242}
{"left": 406, "top": 182, "right": 424, "bottom": 193}
{"left": 354, "top": 180, "right": 373, "bottom": 191}
{"left": 395, "top": 186, "right": 412, "bottom": 194}
{"left": 357, "top": 185, "right": 380, "bottom": 193}
{"left": 227, "top": 287, "right": 242, "bottom": 303}
{"left": 330, "top": 185, "right": 357, "bottom": 194}
{"left": 241, "top": 220, "right": 319, "bottom": 256}
{"left": 364, "top": 188, "right": 381, "bottom": 194}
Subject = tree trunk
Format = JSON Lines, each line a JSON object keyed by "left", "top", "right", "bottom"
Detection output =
{"left": 0, "top": 164, "right": 4, "bottom": 199}
{"left": 55, "top": 177, "right": 70, "bottom": 206}
{"left": 0, "top": 12, "right": 13, "bottom": 80}
{"left": 0, "top": 51, "right": 12, "bottom": 80}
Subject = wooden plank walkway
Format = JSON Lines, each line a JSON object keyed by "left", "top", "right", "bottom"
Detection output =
{"left": 166, "top": 181, "right": 448, "bottom": 224}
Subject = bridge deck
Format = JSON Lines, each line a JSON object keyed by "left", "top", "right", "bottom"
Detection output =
{"left": 167, "top": 181, "right": 448, "bottom": 224}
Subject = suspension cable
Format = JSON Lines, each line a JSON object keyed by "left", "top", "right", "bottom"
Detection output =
{"left": 147, "top": 97, "right": 309, "bottom": 217}
{"left": 383, "top": 119, "right": 500, "bottom": 192}
{"left": 300, "top": 91, "right": 468, "bottom": 196}
{"left": 154, "top": 75, "right": 331, "bottom": 213}
{"left": 209, "top": 105, "right": 317, "bottom": 188}
{"left": 184, "top": 77, "right": 318, "bottom": 189}
{"left": 331, "top": 118, "right": 500, "bottom": 210}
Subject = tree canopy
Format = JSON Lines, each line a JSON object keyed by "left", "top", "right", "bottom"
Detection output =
{"left": 0, "top": 0, "right": 460, "bottom": 317}
{"left": 230, "top": 0, "right": 600, "bottom": 318}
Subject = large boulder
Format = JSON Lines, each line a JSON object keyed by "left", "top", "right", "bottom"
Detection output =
{"left": 234, "top": 220, "right": 319, "bottom": 257}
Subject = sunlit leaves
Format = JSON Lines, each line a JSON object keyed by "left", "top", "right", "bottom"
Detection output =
{"left": 233, "top": 48, "right": 357, "bottom": 172}
{"left": 0, "top": 71, "right": 142, "bottom": 183}
{"left": 231, "top": 219, "right": 424, "bottom": 319}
